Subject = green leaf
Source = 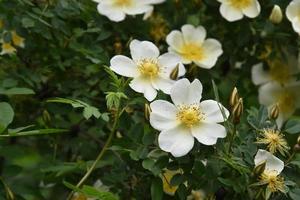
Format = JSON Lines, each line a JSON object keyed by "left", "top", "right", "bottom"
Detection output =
{"left": 151, "top": 178, "right": 163, "bottom": 200}
{"left": 0, "top": 87, "right": 35, "bottom": 95}
{"left": 284, "top": 119, "right": 300, "bottom": 134}
{"left": 289, "top": 188, "right": 300, "bottom": 200}
{"left": 0, "top": 129, "right": 69, "bottom": 137}
{"left": 21, "top": 17, "right": 35, "bottom": 28}
{"left": 0, "top": 102, "right": 14, "bottom": 134}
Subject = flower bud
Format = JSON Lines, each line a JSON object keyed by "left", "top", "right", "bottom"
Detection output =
{"left": 297, "top": 136, "right": 300, "bottom": 145}
{"left": 269, "top": 104, "right": 279, "bottom": 120}
{"left": 229, "top": 87, "right": 239, "bottom": 109}
{"left": 253, "top": 161, "right": 266, "bottom": 176}
{"left": 144, "top": 103, "right": 151, "bottom": 121}
{"left": 170, "top": 64, "right": 179, "bottom": 80}
{"left": 232, "top": 98, "right": 243, "bottom": 124}
{"left": 293, "top": 144, "right": 300, "bottom": 153}
{"left": 114, "top": 38, "right": 123, "bottom": 54}
{"left": 269, "top": 5, "right": 283, "bottom": 24}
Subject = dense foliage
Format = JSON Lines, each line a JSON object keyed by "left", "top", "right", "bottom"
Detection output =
{"left": 0, "top": 0, "right": 300, "bottom": 199}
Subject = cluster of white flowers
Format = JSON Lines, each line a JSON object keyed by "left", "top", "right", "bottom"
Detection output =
{"left": 110, "top": 23, "right": 228, "bottom": 156}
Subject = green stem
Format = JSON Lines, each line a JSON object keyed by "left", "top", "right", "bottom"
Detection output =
{"left": 285, "top": 152, "right": 295, "bottom": 166}
{"left": 66, "top": 109, "right": 120, "bottom": 200}
{"left": 227, "top": 125, "right": 237, "bottom": 155}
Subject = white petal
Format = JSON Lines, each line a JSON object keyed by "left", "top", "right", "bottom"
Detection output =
{"left": 200, "top": 100, "right": 229, "bottom": 123}
{"left": 195, "top": 39, "right": 223, "bottom": 69}
{"left": 166, "top": 31, "right": 185, "bottom": 52}
{"left": 158, "top": 126, "right": 194, "bottom": 157}
{"left": 220, "top": 3, "right": 244, "bottom": 22}
{"left": 150, "top": 100, "right": 178, "bottom": 131}
{"left": 254, "top": 149, "right": 284, "bottom": 174}
{"left": 151, "top": 77, "right": 174, "bottom": 94}
{"left": 181, "top": 24, "right": 206, "bottom": 45}
{"left": 242, "top": 1, "right": 261, "bottom": 18}
{"left": 124, "top": 2, "right": 151, "bottom": 15}
{"left": 143, "top": 0, "right": 166, "bottom": 4}
{"left": 130, "top": 40, "right": 160, "bottom": 61}
{"left": 158, "top": 53, "right": 185, "bottom": 77}
{"left": 170, "top": 79, "right": 203, "bottom": 106}
{"left": 110, "top": 55, "right": 139, "bottom": 77}
{"left": 258, "top": 82, "right": 281, "bottom": 107}
{"left": 286, "top": 0, "right": 300, "bottom": 21}
{"left": 251, "top": 63, "right": 271, "bottom": 85}
{"left": 191, "top": 123, "right": 227, "bottom": 145}
{"left": 291, "top": 18, "right": 300, "bottom": 34}
{"left": 129, "top": 77, "right": 157, "bottom": 101}
{"left": 97, "top": 3, "right": 126, "bottom": 22}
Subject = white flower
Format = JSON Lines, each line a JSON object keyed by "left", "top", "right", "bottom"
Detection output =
{"left": 254, "top": 149, "right": 284, "bottom": 176}
{"left": 258, "top": 81, "right": 300, "bottom": 128}
{"left": 166, "top": 24, "right": 223, "bottom": 69}
{"left": 93, "top": 0, "right": 165, "bottom": 22}
{"left": 286, "top": 0, "right": 300, "bottom": 34}
{"left": 110, "top": 39, "right": 185, "bottom": 101}
{"left": 217, "top": 0, "right": 261, "bottom": 22}
{"left": 251, "top": 57, "right": 300, "bottom": 86}
{"left": 0, "top": 42, "right": 16, "bottom": 55}
{"left": 149, "top": 78, "right": 229, "bottom": 157}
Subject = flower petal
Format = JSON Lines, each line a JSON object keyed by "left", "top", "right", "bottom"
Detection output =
{"left": 130, "top": 40, "right": 160, "bottom": 61}
{"left": 150, "top": 100, "right": 178, "bottom": 130}
{"left": 181, "top": 24, "right": 206, "bottom": 45}
{"left": 191, "top": 123, "right": 227, "bottom": 145}
{"left": 158, "top": 53, "right": 185, "bottom": 77}
{"left": 166, "top": 31, "right": 185, "bottom": 52}
{"left": 110, "top": 55, "right": 139, "bottom": 77}
{"left": 151, "top": 78, "right": 174, "bottom": 94}
{"left": 219, "top": 3, "right": 244, "bottom": 22}
{"left": 97, "top": 3, "right": 126, "bottom": 22}
{"left": 195, "top": 39, "right": 222, "bottom": 69}
{"left": 129, "top": 76, "right": 157, "bottom": 101}
{"left": 251, "top": 63, "right": 271, "bottom": 85}
{"left": 242, "top": 0, "right": 261, "bottom": 18}
{"left": 158, "top": 126, "right": 194, "bottom": 157}
{"left": 170, "top": 78, "right": 203, "bottom": 106}
{"left": 200, "top": 100, "right": 229, "bottom": 123}
{"left": 254, "top": 149, "right": 284, "bottom": 174}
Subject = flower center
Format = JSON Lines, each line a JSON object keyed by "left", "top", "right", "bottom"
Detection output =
{"left": 260, "top": 170, "right": 284, "bottom": 192}
{"left": 230, "top": 0, "right": 252, "bottom": 9}
{"left": 176, "top": 105, "right": 205, "bottom": 127}
{"left": 277, "top": 91, "right": 296, "bottom": 114}
{"left": 257, "top": 129, "right": 289, "bottom": 154}
{"left": 1, "top": 43, "right": 16, "bottom": 54}
{"left": 269, "top": 60, "right": 291, "bottom": 84}
{"left": 138, "top": 59, "right": 160, "bottom": 78}
{"left": 180, "top": 43, "right": 205, "bottom": 61}
{"left": 113, "top": 0, "right": 132, "bottom": 7}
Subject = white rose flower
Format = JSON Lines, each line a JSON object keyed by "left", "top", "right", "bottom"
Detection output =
{"left": 150, "top": 78, "right": 229, "bottom": 157}
{"left": 93, "top": 0, "right": 165, "bottom": 22}
{"left": 217, "top": 0, "right": 261, "bottom": 22}
{"left": 258, "top": 81, "right": 300, "bottom": 128}
{"left": 110, "top": 39, "right": 185, "bottom": 101}
{"left": 286, "top": 0, "right": 300, "bottom": 34}
{"left": 254, "top": 149, "right": 285, "bottom": 193}
{"left": 166, "top": 24, "right": 223, "bottom": 69}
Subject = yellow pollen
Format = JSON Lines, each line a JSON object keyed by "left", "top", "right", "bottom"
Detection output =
{"left": 113, "top": 0, "right": 132, "bottom": 6}
{"left": 177, "top": 105, "right": 205, "bottom": 127}
{"left": 229, "top": 0, "right": 252, "bottom": 9}
{"left": 277, "top": 91, "right": 296, "bottom": 115}
{"left": 138, "top": 59, "right": 160, "bottom": 78}
{"left": 1, "top": 42, "right": 16, "bottom": 54}
{"left": 179, "top": 43, "right": 205, "bottom": 61}
{"left": 268, "top": 60, "right": 291, "bottom": 84}
{"left": 257, "top": 129, "right": 289, "bottom": 155}
{"left": 259, "top": 171, "right": 285, "bottom": 193}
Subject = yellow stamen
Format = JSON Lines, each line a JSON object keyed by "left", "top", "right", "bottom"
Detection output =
{"left": 277, "top": 91, "right": 296, "bottom": 115}
{"left": 177, "top": 105, "right": 205, "bottom": 127}
{"left": 229, "top": 0, "right": 252, "bottom": 9}
{"left": 268, "top": 60, "right": 292, "bottom": 84}
{"left": 179, "top": 43, "right": 205, "bottom": 61}
{"left": 256, "top": 129, "right": 289, "bottom": 155}
{"left": 259, "top": 170, "right": 285, "bottom": 193}
{"left": 138, "top": 59, "right": 160, "bottom": 78}
{"left": 113, "top": 0, "right": 132, "bottom": 6}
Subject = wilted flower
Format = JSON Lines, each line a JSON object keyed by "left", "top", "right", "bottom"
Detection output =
{"left": 150, "top": 78, "right": 229, "bottom": 157}
{"left": 161, "top": 169, "right": 181, "bottom": 195}
{"left": 258, "top": 81, "right": 300, "bottom": 127}
{"left": 254, "top": 149, "right": 285, "bottom": 193}
{"left": 286, "top": 0, "right": 300, "bottom": 35}
{"left": 216, "top": 0, "right": 261, "bottom": 22}
{"left": 11, "top": 31, "right": 25, "bottom": 48}
{"left": 256, "top": 129, "right": 289, "bottom": 155}
{"left": 110, "top": 39, "right": 185, "bottom": 101}
{"left": 93, "top": 0, "right": 165, "bottom": 22}
{"left": 166, "top": 24, "right": 223, "bottom": 69}
{"left": 0, "top": 42, "right": 16, "bottom": 55}
{"left": 187, "top": 190, "right": 205, "bottom": 200}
